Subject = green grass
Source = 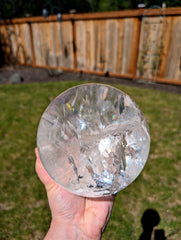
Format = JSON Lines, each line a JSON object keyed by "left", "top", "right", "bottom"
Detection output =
{"left": 0, "top": 81, "right": 181, "bottom": 240}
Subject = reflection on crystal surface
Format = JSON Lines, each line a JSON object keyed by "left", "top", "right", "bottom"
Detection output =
{"left": 37, "top": 84, "right": 150, "bottom": 197}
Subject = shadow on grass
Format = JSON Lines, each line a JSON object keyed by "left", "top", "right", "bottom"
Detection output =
{"left": 139, "top": 209, "right": 166, "bottom": 240}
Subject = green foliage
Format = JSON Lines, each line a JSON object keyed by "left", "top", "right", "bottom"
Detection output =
{"left": 0, "top": 0, "right": 45, "bottom": 19}
{"left": 89, "top": 0, "right": 181, "bottom": 12}
{"left": 0, "top": 0, "right": 91, "bottom": 19}
{"left": 0, "top": 81, "right": 181, "bottom": 239}
{"left": 96, "top": 0, "right": 131, "bottom": 12}
{"left": 145, "top": 0, "right": 181, "bottom": 8}
{"left": 0, "top": 0, "right": 181, "bottom": 19}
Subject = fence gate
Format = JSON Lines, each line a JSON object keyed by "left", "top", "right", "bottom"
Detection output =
{"left": 137, "top": 6, "right": 165, "bottom": 82}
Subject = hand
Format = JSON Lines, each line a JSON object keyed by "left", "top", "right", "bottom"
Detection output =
{"left": 35, "top": 148, "right": 115, "bottom": 240}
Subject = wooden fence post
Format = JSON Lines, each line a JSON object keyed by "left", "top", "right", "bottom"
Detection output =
{"left": 71, "top": 17, "right": 77, "bottom": 70}
{"left": 27, "top": 22, "right": 35, "bottom": 66}
{"left": 133, "top": 9, "right": 144, "bottom": 81}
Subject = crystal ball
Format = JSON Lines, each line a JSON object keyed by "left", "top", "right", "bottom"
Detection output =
{"left": 37, "top": 84, "right": 150, "bottom": 197}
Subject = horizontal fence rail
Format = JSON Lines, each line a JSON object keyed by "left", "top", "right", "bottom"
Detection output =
{"left": 0, "top": 7, "right": 181, "bottom": 85}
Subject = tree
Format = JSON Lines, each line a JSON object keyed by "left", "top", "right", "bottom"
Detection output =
{"left": 0, "top": 0, "right": 181, "bottom": 20}
{"left": 0, "top": 0, "right": 45, "bottom": 19}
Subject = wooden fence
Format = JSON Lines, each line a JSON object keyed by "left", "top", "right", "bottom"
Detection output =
{"left": 0, "top": 7, "right": 181, "bottom": 85}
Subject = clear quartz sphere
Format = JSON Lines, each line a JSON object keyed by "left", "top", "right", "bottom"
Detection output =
{"left": 37, "top": 83, "right": 150, "bottom": 197}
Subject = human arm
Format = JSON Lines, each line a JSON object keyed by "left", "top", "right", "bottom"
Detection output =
{"left": 35, "top": 148, "right": 115, "bottom": 240}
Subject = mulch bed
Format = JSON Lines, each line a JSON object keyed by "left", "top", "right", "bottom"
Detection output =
{"left": 0, "top": 65, "right": 181, "bottom": 94}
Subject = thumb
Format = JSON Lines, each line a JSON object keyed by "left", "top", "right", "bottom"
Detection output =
{"left": 35, "top": 148, "right": 55, "bottom": 187}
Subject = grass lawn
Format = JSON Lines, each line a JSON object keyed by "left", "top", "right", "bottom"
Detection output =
{"left": 0, "top": 81, "right": 181, "bottom": 240}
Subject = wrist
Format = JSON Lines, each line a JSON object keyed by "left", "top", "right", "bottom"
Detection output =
{"left": 44, "top": 220, "right": 101, "bottom": 240}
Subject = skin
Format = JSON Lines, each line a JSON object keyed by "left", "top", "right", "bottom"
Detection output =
{"left": 35, "top": 148, "right": 115, "bottom": 240}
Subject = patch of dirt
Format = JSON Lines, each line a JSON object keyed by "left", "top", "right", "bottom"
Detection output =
{"left": 0, "top": 65, "right": 181, "bottom": 94}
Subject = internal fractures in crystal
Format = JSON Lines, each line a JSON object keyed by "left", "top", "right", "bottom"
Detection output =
{"left": 37, "top": 84, "right": 150, "bottom": 197}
